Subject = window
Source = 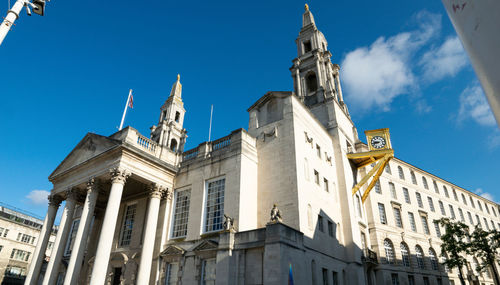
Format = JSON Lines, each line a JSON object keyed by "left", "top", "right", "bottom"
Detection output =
{"left": 416, "top": 192, "right": 423, "bottom": 208}
{"left": 384, "top": 239, "right": 395, "bottom": 264}
{"left": 10, "top": 249, "right": 30, "bottom": 261}
{"left": 429, "top": 248, "right": 438, "bottom": 270}
{"left": 434, "top": 221, "right": 441, "bottom": 237}
{"left": 476, "top": 214, "right": 481, "bottom": 226}
{"left": 428, "top": 197, "right": 435, "bottom": 212}
{"left": 437, "top": 279, "right": 442, "bottom": 285}
{"left": 389, "top": 182, "right": 397, "bottom": 199}
{"left": 355, "top": 194, "right": 362, "bottom": 217}
{"left": 311, "top": 260, "right": 317, "bottom": 285}
{"left": 408, "top": 275, "right": 415, "bottom": 285}
{"left": 170, "top": 139, "right": 178, "bottom": 152}
{"left": 443, "top": 186, "right": 449, "bottom": 198}
{"left": 400, "top": 242, "right": 410, "bottom": 267}
{"left": 433, "top": 181, "right": 439, "bottom": 194}
{"left": 439, "top": 201, "right": 446, "bottom": 216}
{"left": 468, "top": 211, "right": 473, "bottom": 224}
{"left": 316, "top": 144, "right": 321, "bottom": 158}
{"left": 470, "top": 196, "right": 475, "bottom": 208}
{"left": 65, "top": 219, "right": 80, "bottom": 255}
{"left": 119, "top": 204, "right": 136, "bottom": 246}
{"left": 303, "top": 41, "right": 312, "bottom": 53}
{"left": 403, "top": 188, "right": 410, "bottom": 204}
{"left": 398, "top": 166, "right": 405, "bottom": 180}
{"left": 378, "top": 203, "right": 387, "bottom": 224}
{"left": 421, "top": 216, "right": 430, "bottom": 234}
{"left": 484, "top": 218, "right": 490, "bottom": 230}
{"left": 408, "top": 212, "right": 417, "bottom": 232}
{"left": 485, "top": 204, "right": 490, "bottom": 214}
{"left": 415, "top": 245, "right": 425, "bottom": 269}
{"left": 393, "top": 208, "right": 403, "bottom": 228}
{"left": 462, "top": 193, "right": 467, "bottom": 205}
{"left": 422, "top": 177, "right": 428, "bottom": 189}
{"left": 314, "top": 170, "right": 320, "bottom": 185}
{"left": 391, "top": 273, "right": 400, "bottom": 285}
{"left": 323, "top": 178, "right": 329, "bottom": 192}
{"left": 360, "top": 232, "right": 367, "bottom": 249}
{"left": 1, "top": 228, "right": 9, "bottom": 237}
{"left": 449, "top": 205, "right": 456, "bottom": 219}
{"left": 322, "top": 268, "right": 329, "bottom": 285}
{"left": 205, "top": 178, "right": 225, "bottom": 232}
{"left": 332, "top": 271, "right": 338, "bottom": 285}
{"left": 492, "top": 207, "right": 497, "bottom": 217}
{"left": 201, "top": 258, "right": 216, "bottom": 285}
{"left": 410, "top": 171, "right": 417, "bottom": 185}
{"left": 165, "top": 262, "right": 179, "bottom": 285}
{"left": 375, "top": 180, "right": 381, "bottom": 194}
{"left": 328, "top": 221, "right": 334, "bottom": 237}
{"left": 459, "top": 208, "right": 465, "bottom": 222}
{"left": 385, "top": 164, "right": 392, "bottom": 174}
{"left": 477, "top": 200, "right": 483, "bottom": 211}
{"left": 453, "top": 188, "right": 458, "bottom": 201}
{"left": 318, "top": 215, "right": 324, "bottom": 232}
{"left": 0, "top": 245, "right": 2, "bottom": 253}
{"left": 172, "top": 189, "right": 191, "bottom": 238}
{"left": 492, "top": 220, "right": 496, "bottom": 230}
{"left": 423, "top": 277, "right": 430, "bottom": 285}
{"left": 306, "top": 73, "right": 318, "bottom": 93}
{"left": 174, "top": 111, "right": 180, "bottom": 122}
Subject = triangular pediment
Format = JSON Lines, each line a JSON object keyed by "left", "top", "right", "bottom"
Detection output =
{"left": 160, "top": 245, "right": 185, "bottom": 256}
{"left": 49, "top": 133, "right": 120, "bottom": 180}
{"left": 192, "top": 240, "right": 218, "bottom": 252}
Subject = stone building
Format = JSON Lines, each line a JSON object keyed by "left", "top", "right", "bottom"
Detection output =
{"left": 24, "top": 5, "right": 500, "bottom": 285}
{"left": 0, "top": 203, "right": 56, "bottom": 285}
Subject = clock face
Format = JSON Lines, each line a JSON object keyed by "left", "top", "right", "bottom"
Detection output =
{"left": 370, "top": 136, "right": 386, "bottom": 149}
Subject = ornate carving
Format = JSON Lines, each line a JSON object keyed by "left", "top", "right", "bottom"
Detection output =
{"left": 223, "top": 214, "right": 235, "bottom": 231}
{"left": 270, "top": 203, "right": 283, "bottom": 223}
{"left": 148, "top": 183, "right": 165, "bottom": 199}
{"left": 86, "top": 177, "right": 100, "bottom": 194}
{"left": 65, "top": 188, "right": 78, "bottom": 202}
{"left": 48, "top": 194, "right": 63, "bottom": 207}
{"left": 109, "top": 168, "right": 131, "bottom": 185}
{"left": 163, "top": 188, "right": 173, "bottom": 201}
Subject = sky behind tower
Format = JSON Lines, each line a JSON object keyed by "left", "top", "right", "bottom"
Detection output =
{"left": 0, "top": 0, "right": 498, "bottom": 219}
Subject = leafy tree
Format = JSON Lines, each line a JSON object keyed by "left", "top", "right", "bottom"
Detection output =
{"left": 438, "top": 218, "right": 470, "bottom": 285}
{"left": 469, "top": 225, "right": 500, "bottom": 285}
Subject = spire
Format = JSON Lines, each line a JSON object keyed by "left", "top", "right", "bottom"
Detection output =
{"left": 169, "top": 74, "right": 182, "bottom": 98}
{"left": 302, "top": 3, "right": 316, "bottom": 28}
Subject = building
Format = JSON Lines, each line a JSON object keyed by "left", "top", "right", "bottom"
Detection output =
{"left": 24, "top": 5, "right": 500, "bottom": 285}
{"left": 0, "top": 203, "right": 56, "bottom": 285}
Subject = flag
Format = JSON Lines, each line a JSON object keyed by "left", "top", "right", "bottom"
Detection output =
{"left": 128, "top": 90, "right": 134, "bottom": 108}
{"left": 288, "top": 263, "right": 294, "bottom": 285}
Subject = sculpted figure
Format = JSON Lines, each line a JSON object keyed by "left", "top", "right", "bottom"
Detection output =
{"left": 270, "top": 203, "right": 282, "bottom": 223}
{"left": 223, "top": 214, "right": 234, "bottom": 230}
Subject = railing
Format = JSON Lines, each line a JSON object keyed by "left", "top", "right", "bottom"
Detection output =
{"left": 211, "top": 135, "right": 231, "bottom": 151}
{"left": 183, "top": 148, "right": 199, "bottom": 161}
{"left": 136, "top": 133, "right": 157, "bottom": 153}
{"left": 362, "top": 249, "right": 378, "bottom": 264}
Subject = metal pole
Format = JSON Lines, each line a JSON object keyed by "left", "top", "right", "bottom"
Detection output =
{"left": 118, "top": 89, "right": 132, "bottom": 131}
{"left": 0, "top": 0, "right": 26, "bottom": 46}
{"left": 208, "top": 104, "right": 213, "bottom": 141}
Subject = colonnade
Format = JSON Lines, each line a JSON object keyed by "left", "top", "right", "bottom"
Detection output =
{"left": 24, "top": 167, "right": 168, "bottom": 285}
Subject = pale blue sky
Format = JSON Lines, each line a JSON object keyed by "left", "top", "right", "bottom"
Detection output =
{"left": 0, "top": 0, "right": 498, "bottom": 220}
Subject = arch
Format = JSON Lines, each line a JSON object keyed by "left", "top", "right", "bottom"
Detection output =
{"left": 415, "top": 245, "right": 425, "bottom": 269}
{"left": 429, "top": 248, "right": 438, "bottom": 270}
{"left": 433, "top": 180, "right": 439, "bottom": 194}
{"left": 443, "top": 186, "right": 449, "bottom": 197}
{"left": 462, "top": 193, "right": 467, "bottom": 205}
{"left": 384, "top": 239, "right": 395, "bottom": 264}
{"left": 174, "top": 111, "right": 180, "bottom": 123}
{"left": 306, "top": 72, "right": 318, "bottom": 94}
{"left": 398, "top": 166, "right": 405, "bottom": 180}
{"left": 400, "top": 242, "right": 410, "bottom": 267}
{"left": 170, "top": 139, "right": 178, "bottom": 152}
{"left": 422, "top": 177, "right": 428, "bottom": 189}
{"left": 385, "top": 163, "right": 392, "bottom": 174}
{"left": 410, "top": 171, "right": 417, "bottom": 184}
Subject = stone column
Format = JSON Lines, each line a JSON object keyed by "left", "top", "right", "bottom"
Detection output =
{"left": 24, "top": 194, "right": 62, "bottom": 285}
{"left": 295, "top": 67, "right": 302, "bottom": 98}
{"left": 333, "top": 68, "right": 344, "bottom": 103}
{"left": 89, "top": 168, "right": 130, "bottom": 285}
{"left": 63, "top": 179, "right": 100, "bottom": 285}
{"left": 136, "top": 183, "right": 164, "bottom": 285}
{"left": 42, "top": 190, "right": 78, "bottom": 285}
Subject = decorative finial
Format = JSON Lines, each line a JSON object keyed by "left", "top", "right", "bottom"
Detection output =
{"left": 305, "top": 3, "right": 309, "bottom": 11}
{"left": 177, "top": 74, "right": 180, "bottom": 81}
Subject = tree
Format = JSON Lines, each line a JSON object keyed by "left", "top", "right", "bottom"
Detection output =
{"left": 438, "top": 218, "right": 470, "bottom": 285}
{"left": 469, "top": 225, "right": 500, "bottom": 285}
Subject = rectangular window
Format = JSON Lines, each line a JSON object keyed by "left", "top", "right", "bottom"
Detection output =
{"left": 470, "top": 196, "right": 475, "bottom": 208}
{"left": 443, "top": 186, "right": 449, "bottom": 198}
{"left": 423, "top": 277, "right": 430, "bottom": 285}
{"left": 375, "top": 180, "right": 381, "bottom": 194}
{"left": 10, "top": 249, "right": 29, "bottom": 261}
{"left": 165, "top": 262, "right": 179, "bottom": 285}
{"left": 322, "top": 268, "right": 329, "bottom": 285}
{"left": 205, "top": 178, "right": 225, "bottom": 232}
{"left": 408, "top": 275, "right": 415, "bottom": 285}
{"left": 3, "top": 229, "right": 9, "bottom": 237}
{"left": 65, "top": 219, "right": 80, "bottom": 255}
{"left": 492, "top": 220, "right": 496, "bottom": 230}
{"left": 421, "top": 216, "right": 430, "bottom": 234}
{"left": 439, "top": 201, "right": 446, "bottom": 216}
{"left": 408, "top": 212, "right": 416, "bottom": 232}
{"left": 172, "top": 189, "right": 191, "bottom": 238}
{"left": 468, "top": 211, "right": 473, "bottom": 224}
{"left": 416, "top": 192, "right": 423, "bottom": 208}
{"left": 478, "top": 200, "right": 483, "bottom": 211}
{"left": 328, "top": 221, "right": 334, "bottom": 237}
{"left": 323, "top": 178, "right": 329, "bottom": 192}
{"left": 459, "top": 208, "right": 465, "bottom": 222}
{"left": 403, "top": 188, "right": 410, "bottom": 204}
{"left": 119, "top": 204, "right": 137, "bottom": 246}
{"left": 428, "top": 197, "right": 435, "bottom": 212}
{"left": 389, "top": 182, "right": 396, "bottom": 199}
{"left": 476, "top": 214, "right": 481, "bottom": 226}
{"left": 391, "top": 274, "right": 400, "bottom": 285}
{"left": 449, "top": 205, "right": 456, "bottom": 219}
{"left": 434, "top": 221, "right": 441, "bottom": 237}
{"left": 316, "top": 144, "right": 321, "bottom": 158}
{"left": 393, "top": 208, "right": 403, "bottom": 228}
{"left": 332, "top": 272, "right": 338, "bottom": 285}
{"left": 484, "top": 218, "right": 490, "bottom": 230}
{"left": 318, "top": 215, "right": 324, "bottom": 232}
{"left": 314, "top": 170, "right": 320, "bottom": 185}
{"left": 201, "top": 258, "right": 216, "bottom": 285}
{"left": 378, "top": 203, "right": 387, "bottom": 224}
{"left": 453, "top": 189, "right": 458, "bottom": 201}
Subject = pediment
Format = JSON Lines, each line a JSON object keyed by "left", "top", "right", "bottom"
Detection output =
{"left": 160, "top": 245, "right": 185, "bottom": 256}
{"left": 49, "top": 133, "right": 120, "bottom": 180}
{"left": 192, "top": 240, "right": 218, "bottom": 252}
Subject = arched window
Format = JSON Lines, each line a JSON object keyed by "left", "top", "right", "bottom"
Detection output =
{"left": 415, "top": 245, "right": 425, "bottom": 269}
{"left": 384, "top": 239, "right": 395, "bottom": 264}
{"left": 398, "top": 166, "right": 405, "bottom": 180}
{"left": 170, "top": 139, "right": 178, "bottom": 152}
{"left": 433, "top": 181, "right": 439, "bottom": 194}
{"left": 306, "top": 73, "right": 318, "bottom": 94}
{"left": 422, "top": 177, "right": 428, "bottom": 189}
{"left": 410, "top": 171, "right": 417, "bottom": 185}
{"left": 462, "top": 193, "right": 467, "bottom": 205}
{"left": 385, "top": 163, "right": 392, "bottom": 174}
{"left": 429, "top": 248, "right": 438, "bottom": 270}
{"left": 400, "top": 242, "right": 410, "bottom": 267}
{"left": 443, "top": 186, "right": 449, "bottom": 198}
{"left": 174, "top": 111, "right": 180, "bottom": 122}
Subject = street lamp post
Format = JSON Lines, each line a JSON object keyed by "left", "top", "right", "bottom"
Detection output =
{"left": 0, "top": 0, "right": 46, "bottom": 46}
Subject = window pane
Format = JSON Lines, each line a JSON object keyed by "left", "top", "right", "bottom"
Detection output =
{"left": 205, "top": 178, "right": 225, "bottom": 232}
{"left": 172, "top": 190, "right": 191, "bottom": 238}
{"left": 120, "top": 204, "right": 137, "bottom": 246}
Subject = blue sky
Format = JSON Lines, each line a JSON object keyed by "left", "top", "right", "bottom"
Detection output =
{"left": 0, "top": 0, "right": 498, "bottom": 220}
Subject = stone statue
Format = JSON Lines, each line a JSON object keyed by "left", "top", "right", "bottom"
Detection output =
{"left": 223, "top": 214, "right": 234, "bottom": 231}
{"left": 270, "top": 204, "right": 282, "bottom": 223}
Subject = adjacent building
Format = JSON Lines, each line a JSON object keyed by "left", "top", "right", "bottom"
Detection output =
{"left": 23, "top": 5, "right": 500, "bottom": 285}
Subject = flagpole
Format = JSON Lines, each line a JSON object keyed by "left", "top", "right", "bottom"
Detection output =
{"left": 119, "top": 89, "right": 132, "bottom": 131}
{"left": 208, "top": 104, "right": 213, "bottom": 141}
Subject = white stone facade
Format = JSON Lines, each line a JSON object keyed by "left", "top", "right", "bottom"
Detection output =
{"left": 23, "top": 5, "right": 500, "bottom": 285}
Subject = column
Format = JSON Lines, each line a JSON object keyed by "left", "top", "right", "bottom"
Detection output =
{"left": 63, "top": 179, "right": 99, "bottom": 285}
{"left": 42, "top": 190, "right": 78, "bottom": 285}
{"left": 136, "top": 183, "right": 164, "bottom": 285}
{"left": 89, "top": 168, "right": 130, "bottom": 285}
{"left": 334, "top": 69, "right": 344, "bottom": 103}
{"left": 295, "top": 67, "right": 302, "bottom": 98}
{"left": 24, "top": 194, "right": 62, "bottom": 285}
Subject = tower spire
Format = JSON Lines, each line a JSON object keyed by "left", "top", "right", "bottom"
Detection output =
{"left": 302, "top": 3, "right": 316, "bottom": 28}
{"left": 169, "top": 73, "right": 182, "bottom": 99}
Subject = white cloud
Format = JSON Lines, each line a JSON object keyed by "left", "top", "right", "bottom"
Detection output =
{"left": 458, "top": 83, "right": 496, "bottom": 127}
{"left": 420, "top": 36, "right": 468, "bottom": 82}
{"left": 25, "top": 190, "right": 50, "bottom": 205}
{"left": 475, "top": 188, "right": 497, "bottom": 203}
{"left": 341, "top": 11, "right": 441, "bottom": 112}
